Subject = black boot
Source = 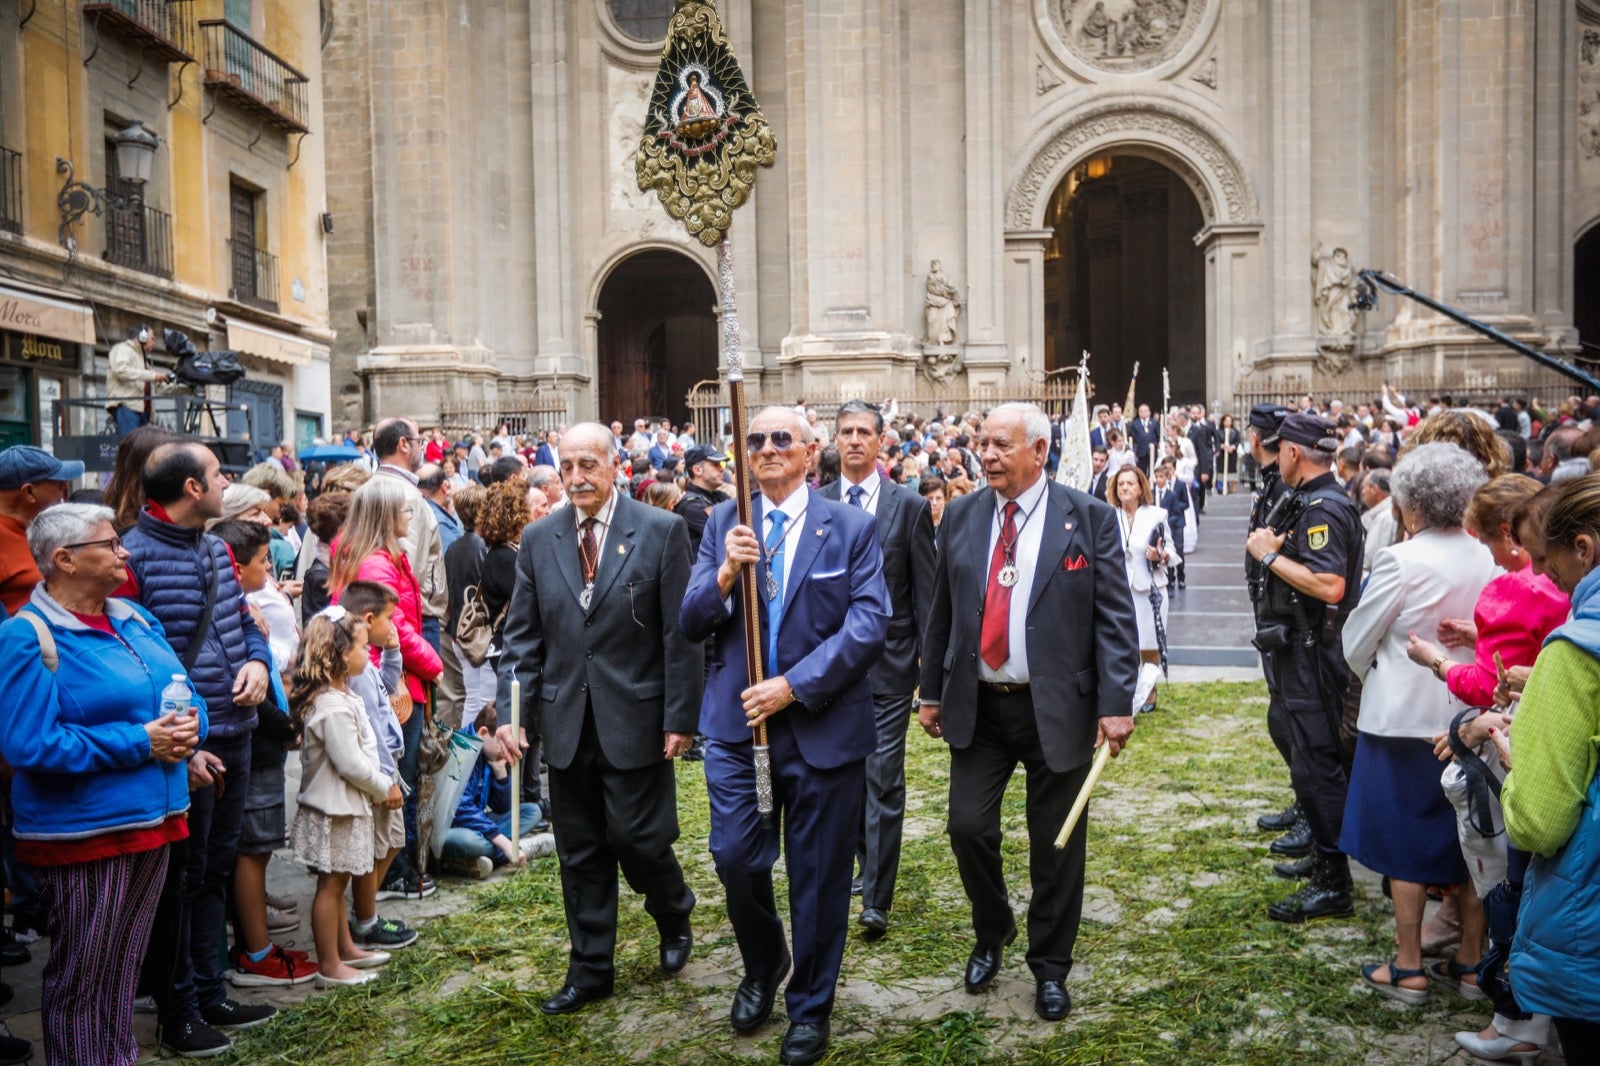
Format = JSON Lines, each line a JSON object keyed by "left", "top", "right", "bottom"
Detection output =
{"left": 1257, "top": 802, "right": 1301, "bottom": 833}
{"left": 1269, "top": 817, "right": 1313, "bottom": 857}
{"left": 1272, "top": 854, "right": 1315, "bottom": 880}
{"left": 1267, "top": 852, "right": 1354, "bottom": 923}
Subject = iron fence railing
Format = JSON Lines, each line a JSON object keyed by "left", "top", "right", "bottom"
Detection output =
{"left": 84, "top": 0, "right": 196, "bottom": 62}
{"left": 227, "top": 238, "right": 279, "bottom": 310}
{"left": 104, "top": 200, "right": 174, "bottom": 279}
{"left": 199, "top": 19, "right": 310, "bottom": 134}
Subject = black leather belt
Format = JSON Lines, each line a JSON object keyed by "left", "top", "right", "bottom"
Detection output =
{"left": 979, "top": 681, "right": 1030, "bottom": 695}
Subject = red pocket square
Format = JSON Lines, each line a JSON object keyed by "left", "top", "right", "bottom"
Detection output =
{"left": 1064, "top": 554, "right": 1089, "bottom": 571}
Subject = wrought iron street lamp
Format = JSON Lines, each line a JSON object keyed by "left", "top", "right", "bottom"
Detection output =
{"left": 55, "top": 120, "right": 160, "bottom": 249}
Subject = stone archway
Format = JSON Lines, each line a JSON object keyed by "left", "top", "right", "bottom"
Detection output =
{"left": 1005, "top": 96, "right": 1263, "bottom": 407}
{"left": 593, "top": 248, "right": 717, "bottom": 428}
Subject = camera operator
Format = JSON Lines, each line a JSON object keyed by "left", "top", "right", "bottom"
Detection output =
{"left": 1245, "top": 413, "right": 1365, "bottom": 924}
{"left": 107, "top": 325, "right": 170, "bottom": 434}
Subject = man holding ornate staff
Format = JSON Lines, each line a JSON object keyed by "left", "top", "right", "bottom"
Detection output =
{"left": 918, "top": 402, "right": 1140, "bottom": 1022}
{"left": 681, "top": 406, "right": 889, "bottom": 1064}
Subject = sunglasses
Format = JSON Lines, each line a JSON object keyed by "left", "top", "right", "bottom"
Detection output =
{"left": 65, "top": 535, "right": 124, "bottom": 553}
{"left": 746, "top": 431, "right": 799, "bottom": 453}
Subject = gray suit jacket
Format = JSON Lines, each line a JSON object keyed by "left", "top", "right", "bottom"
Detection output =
{"left": 819, "top": 478, "right": 936, "bottom": 694}
{"left": 919, "top": 480, "right": 1140, "bottom": 773}
{"left": 500, "top": 493, "right": 703, "bottom": 771}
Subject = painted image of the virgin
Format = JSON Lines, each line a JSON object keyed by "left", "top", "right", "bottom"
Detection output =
{"left": 679, "top": 71, "right": 716, "bottom": 123}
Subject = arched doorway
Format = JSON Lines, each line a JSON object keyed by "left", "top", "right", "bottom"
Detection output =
{"left": 596, "top": 249, "right": 717, "bottom": 427}
{"left": 1578, "top": 222, "right": 1600, "bottom": 361}
{"left": 1043, "top": 155, "right": 1206, "bottom": 404}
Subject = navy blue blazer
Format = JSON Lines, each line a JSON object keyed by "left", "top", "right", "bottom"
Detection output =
{"left": 680, "top": 489, "right": 891, "bottom": 770}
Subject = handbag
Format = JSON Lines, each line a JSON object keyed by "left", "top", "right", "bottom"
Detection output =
{"left": 454, "top": 585, "right": 505, "bottom": 668}
{"left": 416, "top": 683, "right": 452, "bottom": 776}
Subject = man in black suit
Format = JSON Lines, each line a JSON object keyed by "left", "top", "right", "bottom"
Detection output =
{"left": 918, "top": 402, "right": 1140, "bottom": 1022}
{"left": 821, "top": 399, "right": 936, "bottom": 942}
{"left": 498, "top": 422, "right": 703, "bottom": 1015}
{"left": 1187, "top": 404, "right": 1219, "bottom": 514}
{"left": 1128, "top": 403, "right": 1161, "bottom": 471}
{"left": 1087, "top": 406, "right": 1112, "bottom": 451}
{"left": 1086, "top": 447, "right": 1111, "bottom": 504}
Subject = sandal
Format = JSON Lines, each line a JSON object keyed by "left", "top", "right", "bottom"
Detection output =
{"left": 1428, "top": 958, "right": 1487, "bottom": 1002}
{"left": 1360, "top": 958, "right": 1430, "bottom": 1005}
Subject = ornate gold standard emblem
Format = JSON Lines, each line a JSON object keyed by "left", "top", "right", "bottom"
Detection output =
{"left": 635, "top": 0, "right": 777, "bottom": 247}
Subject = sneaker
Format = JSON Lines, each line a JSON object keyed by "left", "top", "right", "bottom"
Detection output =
{"left": 160, "top": 1019, "right": 234, "bottom": 1058}
{"left": 266, "top": 906, "right": 301, "bottom": 934}
{"left": 133, "top": 994, "right": 158, "bottom": 1015}
{"left": 375, "top": 872, "right": 437, "bottom": 901}
{"left": 520, "top": 833, "right": 556, "bottom": 862}
{"left": 7, "top": 926, "right": 40, "bottom": 946}
{"left": 200, "top": 998, "right": 278, "bottom": 1030}
{"left": 227, "top": 946, "right": 318, "bottom": 988}
{"left": 265, "top": 892, "right": 298, "bottom": 913}
{"left": 470, "top": 856, "right": 494, "bottom": 880}
{"left": 351, "top": 916, "right": 418, "bottom": 950}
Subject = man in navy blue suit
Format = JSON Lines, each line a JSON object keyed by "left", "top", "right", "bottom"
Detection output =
{"left": 534, "top": 428, "right": 561, "bottom": 469}
{"left": 681, "top": 406, "right": 890, "bottom": 1066}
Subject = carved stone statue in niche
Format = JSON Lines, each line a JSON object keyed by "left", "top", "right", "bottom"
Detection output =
{"left": 1311, "top": 240, "right": 1357, "bottom": 372}
{"left": 923, "top": 259, "right": 963, "bottom": 347}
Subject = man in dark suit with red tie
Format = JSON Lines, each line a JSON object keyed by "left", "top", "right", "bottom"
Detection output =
{"left": 682, "top": 406, "right": 891, "bottom": 1066}
{"left": 918, "top": 402, "right": 1140, "bottom": 1022}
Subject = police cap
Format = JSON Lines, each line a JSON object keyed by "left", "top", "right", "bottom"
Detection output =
{"left": 1248, "top": 403, "right": 1289, "bottom": 435}
{"left": 1270, "top": 412, "right": 1339, "bottom": 451}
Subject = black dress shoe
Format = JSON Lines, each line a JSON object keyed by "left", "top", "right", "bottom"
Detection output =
{"left": 1267, "top": 854, "right": 1355, "bottom": 924}
{"left": 1035, "top": 979, "right": 1071, "bottom": 1021}
{"left": 1272, "top": 854, "right": 1315, "bottom": 880}
{"left": 659, "top": 929, "right": 693, "bottom": 974}
{"left": 730, "top": 950, "right": 790, "bottom": 1034}
{"left": 1269, "top": 818, "right": 1313, "bottom": 857}
{"left": 778, "top": 1020, "right": 831, "bottom": 1066}
{"left": 1257, "top": 802, "right": 1301, "bottom": 833}
{"left": 540, "top": 983, "right": 613, "bottom": 1015}
{"left": 858, "top": 907, "right": 888, "bottom": 942}
{"left": 0, "top": 941, "right": 29, "bottom": 967}
{"left": 963, "top": 926, "right": 1017, "bottom": 993}
{"left": 849, "top": 875, "right": 863, "bottom": 897}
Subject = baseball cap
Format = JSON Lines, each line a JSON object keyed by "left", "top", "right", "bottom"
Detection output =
{"left": 0, "top": 445, "right": 84, "bottom": 490}
{"left": 1270, "top": 412, "right": 1339, "bottom": 451}
{"left": 1248, "top": 403, "right": 1290, "bottom": 435}
{"left": 683, "top": 445, "right": 728, "bottom": 468}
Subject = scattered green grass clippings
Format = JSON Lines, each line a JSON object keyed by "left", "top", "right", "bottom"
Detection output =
{"left": 231, "top": 681, "right": 1492, "bottom": 1064}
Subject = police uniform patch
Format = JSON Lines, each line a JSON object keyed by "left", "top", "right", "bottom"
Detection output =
{"left": 1307, "top": 524, "right": 1329, "bottom": 551}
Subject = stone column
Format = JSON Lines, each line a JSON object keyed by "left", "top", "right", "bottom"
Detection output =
{"left": 1002, "top": 229, "right": 1053, "bottom": 387}
{"left": 1196, "top": 223, "right": 1265, "bottom": 412}
{"left": 530, "top": 1, "right": 581, "bottom": 383}
{"left": 962, "top": 0, "right": 1008, "bottom": 375}
{"left": 1262, "top": 0, "right": 1317, "bottom": 371}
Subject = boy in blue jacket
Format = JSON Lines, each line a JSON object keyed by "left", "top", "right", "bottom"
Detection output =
{"left": 440, "top": 704, "right": 552, "bottom": 879}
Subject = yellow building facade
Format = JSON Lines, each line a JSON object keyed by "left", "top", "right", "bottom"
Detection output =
{"left": 0, "top": 0, "right": 331, "bottom": 461}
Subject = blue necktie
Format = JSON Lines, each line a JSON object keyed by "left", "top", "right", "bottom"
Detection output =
{"left": 847, "top": 485, "right": 864, "bottom": 508}
{"left": 764, "top": 510, "right": 788, "bottom": 675}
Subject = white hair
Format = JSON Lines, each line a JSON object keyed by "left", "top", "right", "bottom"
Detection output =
{"left": 29, "top": 503, "right": 115, "bottom": 577}
{"left": 987, "top": 403, "right": 1050, "bottom": 447}
{"left": 754, "top": 405, "right": 813, "bottom": 444}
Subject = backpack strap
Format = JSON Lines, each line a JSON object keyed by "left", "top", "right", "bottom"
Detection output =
{"left": 19, "top": 612, "right": 58, "bottom": 673}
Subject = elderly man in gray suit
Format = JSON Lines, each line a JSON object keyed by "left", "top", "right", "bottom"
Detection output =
{"left": 820, "top": 399, "right": 936, "bottom": 942}
{"left": 498, "top": 422, "right": 703, "bottom": 1015}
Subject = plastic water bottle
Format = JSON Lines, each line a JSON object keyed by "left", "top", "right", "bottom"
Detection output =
{"left": 161, "top": 674, "right": 193, "bottom": 718}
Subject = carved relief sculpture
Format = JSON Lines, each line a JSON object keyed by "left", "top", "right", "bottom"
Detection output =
{"left": 1311, "top": 241, "right": 1357, "bottom": 372}
{"left": 923, "top": 259, "right": 963, "bottom": 347}
{"left": 1054, "top": 0, "right": 1196, "bottom": 72}
{"left": 1581, "top": 29, "right": 1600, "bottom": 160}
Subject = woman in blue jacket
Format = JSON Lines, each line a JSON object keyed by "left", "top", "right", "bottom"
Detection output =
{"left": 0, "top": 503, "right": 207, "bottom": 1066}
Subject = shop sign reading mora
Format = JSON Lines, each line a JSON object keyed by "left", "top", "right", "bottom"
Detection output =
{"left": 5, "top": 333, "right": 69, "bottom": 366}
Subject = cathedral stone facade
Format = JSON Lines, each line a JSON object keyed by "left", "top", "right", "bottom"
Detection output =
{"left": 320, "top": 0, "right": 1600, "bottom": 429}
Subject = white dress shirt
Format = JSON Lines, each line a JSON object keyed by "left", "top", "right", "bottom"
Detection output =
{"left": 760, "top": 484, "right": 811, "bottom": 597}
{"left": 839, "top": 470, "right": 882, "bottom": 518}
{"left": 979, "top": 475, "right": 1049, "bottom": 684}
{"left": 575, "top": 490, "right": 619, "bottom": 584}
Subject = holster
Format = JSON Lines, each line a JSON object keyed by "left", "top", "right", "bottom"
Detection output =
{"left": 1252, "top": 623, "right": 1292, "bottom": 654}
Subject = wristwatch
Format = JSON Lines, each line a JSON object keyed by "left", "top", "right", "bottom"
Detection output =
{"left": 1260, "top": 550, "right": 1279, "bottom": 570}
{"left": 1432, "top": 655, "right": 1450, "bottom": 680}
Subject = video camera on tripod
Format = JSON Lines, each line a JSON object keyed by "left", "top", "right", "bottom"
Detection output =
{"left": 162, "top": 329, "right": 246, "bottom": 390}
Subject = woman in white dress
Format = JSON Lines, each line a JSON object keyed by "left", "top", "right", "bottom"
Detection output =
{"left": 1107, "top": 465, "right": 1178, "bottom": 710}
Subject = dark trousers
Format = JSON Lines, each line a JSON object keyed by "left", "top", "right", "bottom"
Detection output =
{"left": 546, "top": 711, "right": 694, "bottom": 991}
{"left": 1555, "top": 1018, "right": 1600, "bottom": 1061}
{"left": 175, "top": 732, "right": 251, "bottom": 1016}
{"left": 857, "top": 690, "right": 914, "bottom": 914}
{"left": 947, "top": 687, "right": 1091, "bottom": 982}
{"left": 1260, "top": 648, "right": 1295, "bottom": 770}
{"left": 1265, "top": 643, "right": 1350, "bottom": 853}
{"left": 705, "top": 716, "right": 864, "bottom": 1025}
{"left": 390, "top": 686, "right": 424, "bottom": 882}
{"left": 139, "top": 837, "right": 187, "bottom": 1025}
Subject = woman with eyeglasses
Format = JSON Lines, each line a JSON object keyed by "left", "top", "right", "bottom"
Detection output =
{"left": 0, "top": 503, "right": 208, "bottom": 1066}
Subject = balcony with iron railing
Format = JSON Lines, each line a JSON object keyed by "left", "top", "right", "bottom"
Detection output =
{"left": 199, "top": 20, "right": 310, "bottom": 135}
{"left": 83, "top": 0, "right": 196, "bottom": 63}
{"left": 104, "top": 200, "right": 174, "bottom": 279}
{"left": 228, "top": 239, "right": 279, "bottom": 311}
{"left": 0, "top": 146, "right": 20, "bottom": 235}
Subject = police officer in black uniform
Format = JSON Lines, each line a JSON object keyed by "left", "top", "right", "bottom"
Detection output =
{"left": 1244, "top": 405, "right": 1308, "bottom": 857}
{"left": 673, "top": 445, "right": 729, "bottom": 557}
{"left": 1245, "top": 413, "right": 1365, "bottom": 923}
